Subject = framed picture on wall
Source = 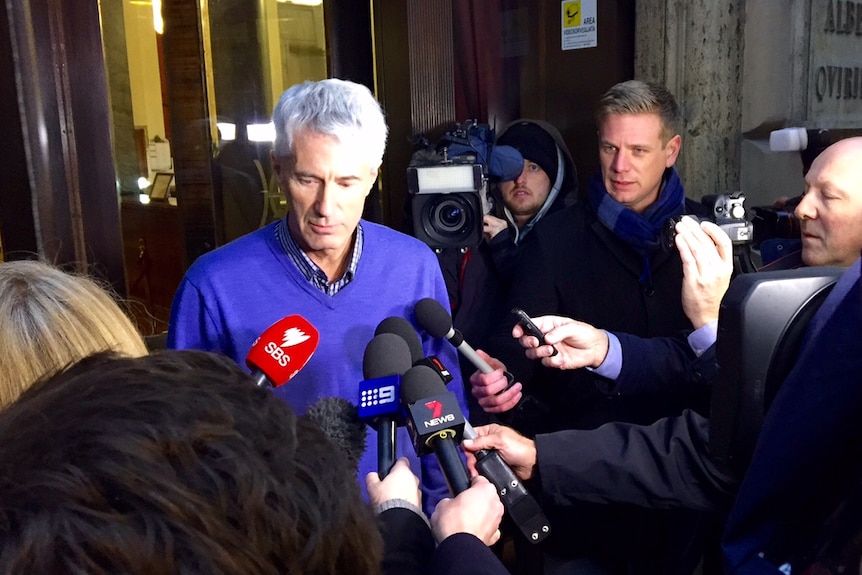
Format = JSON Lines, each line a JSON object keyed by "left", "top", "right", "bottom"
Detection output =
{"left": 150, "top": 172, "right": 173, "bottom": 201}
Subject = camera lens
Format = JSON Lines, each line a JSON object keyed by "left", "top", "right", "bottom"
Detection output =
{"left": 428, "top": 196, "right": 472, "bottom": 235}
{"left": 412, "top": 191, "right": 483, "bottom": 249}
{"left": 438, "top": 203, "right": 465, "bottom": 229}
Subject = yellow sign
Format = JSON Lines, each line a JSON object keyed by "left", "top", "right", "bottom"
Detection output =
{"left": 563, "top": 1, "right": 582, "bottom": 28}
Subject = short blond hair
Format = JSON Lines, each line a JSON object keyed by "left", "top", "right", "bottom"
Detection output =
{"left": 0, "top": 260, "right": 148, "bottom": 406}
{"left": 595, "top": 80, "right": 681, "bottom": 144}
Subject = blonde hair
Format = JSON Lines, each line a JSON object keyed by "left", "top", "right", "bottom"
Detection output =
{"left": 0, "top": 260, "right": 148, "bottom": 406}
{"left": 595, "top": 80, "right": 681, "bottom": 144}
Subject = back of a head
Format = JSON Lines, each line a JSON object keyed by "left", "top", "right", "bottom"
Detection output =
{"left": 0, "top": 260, "right": 148, "bottom": 408}
{"left": 0, "top": 350, "right": 382, "bottom": 575}
{"left": 595, "top": 80, "right": 681, "bottom": 143}
{"left": 271, "top": 78, "right": 388, "bottom": 168}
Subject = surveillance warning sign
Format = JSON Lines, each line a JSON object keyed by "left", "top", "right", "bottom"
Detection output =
{"left": 561, "top": 0, "right": 597, "bottom": 51}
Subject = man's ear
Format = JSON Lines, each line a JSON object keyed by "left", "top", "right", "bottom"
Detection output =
{"left": 664, "top": 134, "right": 682, "bottom": 167}
{"left": 364, "top": 167, "right": 380, "bottom": 198}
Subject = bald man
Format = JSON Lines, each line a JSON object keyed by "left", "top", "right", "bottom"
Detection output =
{"left": 796, "top": 136, "right": 862, "bottom": 267}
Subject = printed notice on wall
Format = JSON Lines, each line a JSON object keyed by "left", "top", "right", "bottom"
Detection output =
{"left": 561, "top": 0, "right": 597, "bottom": 51}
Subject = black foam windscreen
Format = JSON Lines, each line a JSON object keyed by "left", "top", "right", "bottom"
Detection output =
{"left": 375, "top": 317, "right": 424, "bottom": 364}
{"left": 305, "top": 397, "right": 367, "bottom": 472}
{"left": 414, "top": 298, "right": 453, "bottom": 339}
{"left": 362, "top": 333, "right": 413, "bottom": 380}
{"left": 400, "top": 364, "right": 448, "bottom": 405}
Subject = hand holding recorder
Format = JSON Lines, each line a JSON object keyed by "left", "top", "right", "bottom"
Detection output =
{"left": 512, "top": 314, "right": 611, "bottom": 372}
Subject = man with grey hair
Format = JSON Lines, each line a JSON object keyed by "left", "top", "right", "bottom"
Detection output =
{"left": 168, "top": 79, "right": 468, "bottom": 515}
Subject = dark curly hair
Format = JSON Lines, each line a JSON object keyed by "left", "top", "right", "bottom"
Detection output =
{"left": 0, "top": 350, "right": 382, "bottom": 574}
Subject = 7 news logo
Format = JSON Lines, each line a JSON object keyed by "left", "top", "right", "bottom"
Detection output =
{"left": 423, "top": 400, "right": 455, "bottom": 428}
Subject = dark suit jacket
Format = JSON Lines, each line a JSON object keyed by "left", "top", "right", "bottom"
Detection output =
{"left": 379, "top": 507, "right": 510, "bottom": 575}
{"left": 486, "top": 198, "right": 712, "bottom": 435}
{"left": 483, "top": 195, "right": 714, "bottom": 574}
{"left": 722, "top": 257, "right": 862, "bottom": 574}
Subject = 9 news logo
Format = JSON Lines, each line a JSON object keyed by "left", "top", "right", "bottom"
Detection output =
{"left": 360, "top": 384, "right": 396, "bottom": 408}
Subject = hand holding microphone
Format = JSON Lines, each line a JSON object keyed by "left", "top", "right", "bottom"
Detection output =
{"left": 414, "top": 298, "right": 511, "bottom": 380}
{"left": 414, "top": 298, "right": 520, "bottom": 412}
{"left": 469, "top": 351, "right": 523, "bottom": 413}
{"left": 245, "top": 315, "right": 319, "bottom": 388}
{"left": 401, "top": 363, "right": 551, "bottom": 543}
{"left": 365, "top": 457, "right": 422, "bottom": 510}
{"left": 431, "top": 475, "right": 504, "bottom": 546}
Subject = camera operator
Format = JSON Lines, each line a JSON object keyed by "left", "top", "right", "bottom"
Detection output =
{"left": 481, "top": 120, "right": 578, "bottom": 279}
{"left": 433, "top": 119, "right": 578, "bottom": 423}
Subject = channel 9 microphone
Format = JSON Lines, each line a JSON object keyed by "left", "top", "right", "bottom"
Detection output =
{"left": 359, "top": 331, "right": 412, "bottom": 478}
{"left": 401, "top": 364, "right": 472, "bottom": 496}
{"left": 402, "top": 362, "right": 552, "bottom": 543}
{"left": 414, "top": 297, "right": 513, "bottom": 388}
{"left": 245, "top": 315, "right": 320, "bottom": 388}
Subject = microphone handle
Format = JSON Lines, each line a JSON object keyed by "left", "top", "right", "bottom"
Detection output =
{"left": 250, "top": 369, "right": 271, "bottom": 388}
{"left": 448, "top": 328, "right": 515, "bottom": 389}
{"left": 463, "top": 423, "right": 551, "bottom": 543}
{"left": 431, "top": 434, "right": 471, "bottom": 495}
{"left": 376, "top": 418, "right": 397, "bottom": 479}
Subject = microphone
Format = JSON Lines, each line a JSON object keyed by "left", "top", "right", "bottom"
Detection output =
{"left": 414, "top": 297, "right": 513, "bottom": 388}
{"left": 375, "top": 316, "right": 423, "bottom": 363}
{"left": 245, "top": 315, "right": 320, "bottom": 388}
{"left": 304, "top": 397, "right": 367, "bottom": 473}
{"left": 359, "top": 332, "right": 413, "bottom": 478}
{"left": 376, "top": 313, "right": 454, "bottom": 384}
{"left": 401, "top": 364, "right": 471, "bottom": 496}
{"left": 402, "top": 362, "right": 552, "bottom": 544}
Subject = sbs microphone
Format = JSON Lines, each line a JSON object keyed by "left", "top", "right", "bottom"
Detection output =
{"left": 359, "top": 332, "right": 413, "bottom": 478}
{"left": 245, "top": 315, "right": 320, "bottom": 388}
{"left": 402, "top": 359, "right": 552, "bottom": 544}
{"left": 305, "top": 397, "right": 367, "bottom": 473}
{"left": 414, "top": 297, "right": 513, "bottom": 387}
{"left": 401, "top": 365, "right": 471, "bottom": 496}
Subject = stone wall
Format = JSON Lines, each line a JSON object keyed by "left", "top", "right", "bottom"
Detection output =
{"left": 634, "top": 1, "right": 862, "bottom": 209}
{"left": 634, "top": 0, "right": 745, "bottom": 201}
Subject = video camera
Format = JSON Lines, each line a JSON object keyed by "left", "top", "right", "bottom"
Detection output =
{"left": 407, "top": 121, "right": 523, "bottom": 251}
{"left": 661, "top": 192, "right": 754, "bottom": 251}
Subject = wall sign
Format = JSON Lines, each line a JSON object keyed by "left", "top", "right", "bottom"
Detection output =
{"left": 561, "top": 0, "right": 597, "bottom": 51}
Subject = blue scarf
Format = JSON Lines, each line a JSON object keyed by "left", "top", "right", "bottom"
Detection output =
{"left": 587, "top": 168, "right": 685, "bottom": 289}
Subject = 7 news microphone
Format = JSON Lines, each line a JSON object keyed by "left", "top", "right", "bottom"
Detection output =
{"left": 358, "top": 329, "right": 413, "bottom": 478}
{"left": 400, "top": 363, "right": 551, "bottom": 543}
{"left": 400, "top": 364, "right": 472, "bottom": 495}
{"left": 245, "top": 314, "right": 320, "bottom": 388}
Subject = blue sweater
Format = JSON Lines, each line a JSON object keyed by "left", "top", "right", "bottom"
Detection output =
{"left": 167, "top": 220, "right": 468, "bottom": 515}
